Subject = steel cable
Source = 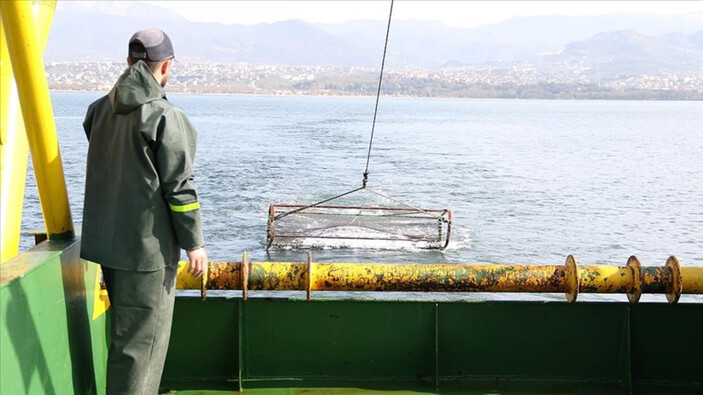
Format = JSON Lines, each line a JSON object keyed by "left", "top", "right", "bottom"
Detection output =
{"left": 363, "top": 0, "right": 394, "bottom": 187}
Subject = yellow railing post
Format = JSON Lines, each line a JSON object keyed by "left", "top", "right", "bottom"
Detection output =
{"left": 1, "top": 1, "right": 57, "bottom": 262}
{"left": 0, "top": 16, "right": 31, "bottom": 262}
{"left": 1, "top": 0, "right": 73, "bottom": 242}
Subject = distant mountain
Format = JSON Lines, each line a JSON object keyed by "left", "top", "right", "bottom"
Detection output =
{"left": 526, "top": 29, "right": 703, "bottom": 75}
{"left": 46, "top": 2, "right": 703, "bottom": 70}
{"left": 318, "top": 13, "right": 703, "bottom": 66}
{"left": 47, "top": 2, "right": 188, "bottom": 62}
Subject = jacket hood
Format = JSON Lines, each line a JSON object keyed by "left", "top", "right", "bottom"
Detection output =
{"left": 109, "top": 61, "right": 166, "bottom": 114}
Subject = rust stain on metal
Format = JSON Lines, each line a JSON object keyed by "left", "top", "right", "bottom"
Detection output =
{"left": 641, "top": 266, "right": 669, "bottom": 293}
{"left": 307, "top": 263, "right": 569, "bottom": 292}
{"left": 207, "top": 261, "right": 241, "bottom": 290}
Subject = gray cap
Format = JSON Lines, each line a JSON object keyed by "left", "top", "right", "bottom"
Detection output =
{"left": 128, "top": 28, "right": 175, "bottom": 62}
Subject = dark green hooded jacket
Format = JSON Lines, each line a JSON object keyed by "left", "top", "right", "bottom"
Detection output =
{"left": 81, "top": 61, "right": 204, "bottom": 271}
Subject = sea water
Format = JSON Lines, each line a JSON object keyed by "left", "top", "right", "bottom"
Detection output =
{"left": 20, "top": 92, "right": 703, "bottom": 301}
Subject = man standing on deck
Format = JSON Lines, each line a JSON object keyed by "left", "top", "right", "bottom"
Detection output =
{"left": 81, "top": 28, "right": 207, "bottom": 394}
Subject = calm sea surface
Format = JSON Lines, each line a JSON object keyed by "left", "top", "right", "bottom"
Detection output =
{"left": 20, "top": 92, "right": 703, "bottom": 301}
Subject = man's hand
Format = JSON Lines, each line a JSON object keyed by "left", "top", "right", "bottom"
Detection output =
{"left": 186, "top": 247, "right": 208, "bottom": 277}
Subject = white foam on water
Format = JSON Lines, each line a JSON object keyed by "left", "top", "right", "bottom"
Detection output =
{"left": 271, "top": 223, "right": 466, "bottom": 252}
{"left": 274, "top": 227, "right": 435, "bottom": 251}
{"left": 440, "top": 224, "right": 472, "bottom": 252}
{"left": 275, "top": 237, "right": 434, "bottom": 251}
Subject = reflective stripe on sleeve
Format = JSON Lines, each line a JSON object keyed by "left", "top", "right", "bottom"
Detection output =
{"left": 169, "top": 202, "right": 200, "bottom": 213}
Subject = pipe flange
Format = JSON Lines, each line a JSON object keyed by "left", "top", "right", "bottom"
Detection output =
{"left": 201, "top": 262, "right": 209, "bottom": 301}
{"left": 306, "top": 252, "right": 313, "bottom": 301}
{"left": 242, "top": 251, "right": 249, "bottom": 301}
{"left": 626, "top": 255, "right": 642, "bottom": 304}
{"left": 665, "top": 255, "right": 682, "bottom": 304}
{"left": 565, "top": 255, "right": 579, "bottom": 303}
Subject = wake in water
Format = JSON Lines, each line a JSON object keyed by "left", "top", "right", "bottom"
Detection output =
{"left": 270, "top": 222, "right": 471, "bottom": 252}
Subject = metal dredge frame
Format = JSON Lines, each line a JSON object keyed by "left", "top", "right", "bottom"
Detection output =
{"left": 267, "top": 204, "right": 452, "bottom": 250}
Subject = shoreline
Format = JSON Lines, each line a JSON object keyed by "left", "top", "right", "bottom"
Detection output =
{"left": 49, "top": 88, "right": 703, "bottom": 101}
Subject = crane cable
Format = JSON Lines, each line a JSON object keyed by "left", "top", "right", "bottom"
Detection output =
{"left": 271, "top": 0, "right": 446, "bottom": 225}
{"left": 358, "top": 0, "right": 446, "bottom": 223}
{"left": 273, "top": 0, "right": 395, "bottom": 222}
{"left": 363, "top": 0, "right": 394, "bottom": 188}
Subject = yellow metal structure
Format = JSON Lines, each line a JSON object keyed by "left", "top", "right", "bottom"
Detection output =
{"left": 681, "top": 266, "right": 703, "bottom": 293}
{"left": 578, "top": 265, "right": 634, "bottom": 293}
{"left": 177, "top": 254, "right": 703, "bottom": 304}
{"left": 0, "top": 18, "right": 28, "bottom": 262}
{"left": 1, "top": 0, "right": 73, "bottom": 242}
{"left": 0, "top": 1, "right": 56, "bottom": 262}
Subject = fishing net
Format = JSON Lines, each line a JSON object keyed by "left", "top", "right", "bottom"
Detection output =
{"left": 267, "top": 203, "right": 451, "bottom": 250}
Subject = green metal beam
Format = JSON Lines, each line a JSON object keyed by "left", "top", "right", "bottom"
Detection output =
{"left": 0, "top": 239, "right": 107, "bottom": 395}
{"left": 161, "top": 296, "right": 703, "bottom": 393}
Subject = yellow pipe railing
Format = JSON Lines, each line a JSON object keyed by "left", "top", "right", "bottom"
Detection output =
{"left": 1, "top": 0, "right": 57, "bottom": 262}
{"left": 1, "top": 0, "right": 73, "bottom": 241}
{"left": 175, "top": 254, "right": 701, "bottom": 304}
{"left": 681, "top": 266, "right": 703, "bottom": 294}
{"left": 0, "top": 17, "right": 29, "bottom": 262}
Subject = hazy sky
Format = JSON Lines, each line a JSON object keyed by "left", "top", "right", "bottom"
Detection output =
{"left": 143, "top": 1, "right": 703, "bottom": 28}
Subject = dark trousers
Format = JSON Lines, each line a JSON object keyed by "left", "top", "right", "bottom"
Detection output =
{"left": 102, "top": 264, "right": 177, "bottom": 395}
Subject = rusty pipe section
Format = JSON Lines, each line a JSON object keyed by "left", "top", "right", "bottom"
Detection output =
{"left": 175, "top": 254, "right": 702, "bottom": 304}
{"left": 200, "top": 262, "right": 567, "bottom": 292}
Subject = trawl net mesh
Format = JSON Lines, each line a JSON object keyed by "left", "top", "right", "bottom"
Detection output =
{"left": 267, "top": 204, "right": 451, "bottom": 250}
